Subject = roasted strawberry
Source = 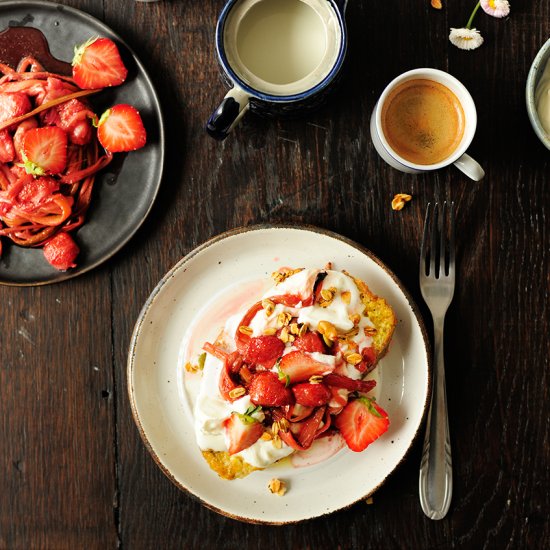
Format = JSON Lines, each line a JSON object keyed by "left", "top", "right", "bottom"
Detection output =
{"left": 244, "top": 335, "right": 285, "bottom": 366}
{"left": 296, "top": 407, "right": 327, "bottom": 448}
{"left": 334, "top": 397, "right": 389, "bottom": 452}
{"left": 96, "top": 104, "right": 146, "bottom": 152}
{"left": 43, "top": 232, "right": 79, "bottom": 271}
{"left": 292, "top": 382, "right": 332, "bottom": 407}
{"left": 22, "top": 126, "right": 67, "bottom": 175}
{"left": 278, "top": 350, "right": 335, "bottom": 384}
{"left": 0, "top": 92, "right": 31, "bottom": 126}
{"left": 356, "top": 345, "right": 377, "bottom": 373}
{"left": 0, "top": 130, "right": 14, "bottom": 163}
{"left": 284, "top": 402, "right": 314, "bottom": 422}
{"left": 223, "top": 410, "right": 264, "bottom": 455}
{"left": 16, "top": 176, "right": 60, "bottom": 209}
{"left": 325, "top": 373, "right": 376, "bottom": 394}
{"left": 248, "top": 371, "right": 293, "bottom": 407}
{"left": 294, "top": 331, "right": 326, "bottom": 353}
{"left": 72, "top": 37, "right": 128, "bottom": 89}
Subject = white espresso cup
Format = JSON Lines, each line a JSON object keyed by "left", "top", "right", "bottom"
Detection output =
{"left": 370, "top": 68, "right": 485, "bottom": 181}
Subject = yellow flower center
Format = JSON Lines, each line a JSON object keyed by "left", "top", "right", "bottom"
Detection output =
{"left": 489, "top": 0, "right": 497, "bottom": 8}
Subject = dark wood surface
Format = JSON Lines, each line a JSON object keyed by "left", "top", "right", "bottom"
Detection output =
{"left": 1, "top": 0, "right": 548, "bottom": 548}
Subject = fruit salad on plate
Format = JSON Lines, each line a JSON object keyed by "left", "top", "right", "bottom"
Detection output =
{"left": 0, "top": 36, "right": 146, "bottom": 270}
{"left": 184, "top": 265, "right": 397, "bottom": 480}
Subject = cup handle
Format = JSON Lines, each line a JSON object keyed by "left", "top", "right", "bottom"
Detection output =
{"left": 453, "top": 153, "right": 485, "bottom": 181}
{"left": 206, "top": 87, "right": 250, "bottom": 140}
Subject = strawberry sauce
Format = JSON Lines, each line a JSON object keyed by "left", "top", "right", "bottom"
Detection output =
{"left": 0, "top": 26, "right": 71, "bottom": 74}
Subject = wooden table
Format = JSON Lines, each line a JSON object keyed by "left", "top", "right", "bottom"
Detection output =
{"left": 1, "top": 0, "right": 548, "bottom": 548}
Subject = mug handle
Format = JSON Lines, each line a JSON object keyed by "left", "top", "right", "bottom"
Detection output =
{"left": 206, "top": 87, "right": 251, "bottom": 140}
{"left": 453, "top": 153, "right": 485, "bottom": 181}
{"left": 333, "top": 0, "right": 349, "bottom": 15}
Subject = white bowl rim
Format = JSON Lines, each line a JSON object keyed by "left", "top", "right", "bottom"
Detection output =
{"left": 526, "top": 37, "right": 550, "bottom": 151}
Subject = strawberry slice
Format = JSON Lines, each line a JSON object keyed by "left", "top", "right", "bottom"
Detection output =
{"left": 244, "top": 335, "right": 285, "bottom": 366}
{"left": 294, "top": 331, "right": 326, "bottom": 354}
{"left": 278, "top": 350, "right": 335, "bottom": 384}
{"left": 96, "top": 104, "right": 146, "bottom": 153}
{"left": 334, "top": 397, "right": 389, "bottom": 452}
{"left": 223, "top": 410, "right": 264, "bottom": 455}
{"left": 292, "top": 382, "right": 331, "bottom": 407}
{"left": 43, "top": 232, "right": 79, "bottom": 271}
{"left": 72, "top": 37, "right": 128, "bottom": 89}
{"left": 248, "top": 371, "right": 293, "bottom": 407}
{"left": 22, "top": 127, "right": 67, "bottom": 176}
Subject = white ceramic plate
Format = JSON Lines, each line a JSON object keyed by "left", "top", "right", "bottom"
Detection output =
{"left": 128, "top": 225, "right": 431, "bottom": 524}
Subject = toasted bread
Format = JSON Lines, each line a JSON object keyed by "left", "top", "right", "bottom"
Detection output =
{"left": 345, "top": 271, "right": 397, "bottom": 365}
{"left": 202, "top": 450, "right": 258, "bottom": 480}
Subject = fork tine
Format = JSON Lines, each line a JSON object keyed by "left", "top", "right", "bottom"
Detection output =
{"left": 440, "top": 202, "right": 447, "bottom": 276}
{"left": 449, "top": 202, "right": 455, "bottom": 272}
{"left": 430, "top": 202, "right": 438, "bottom": 277}
{"left": 420, "top": 202, "right": 431, "bottom": 277}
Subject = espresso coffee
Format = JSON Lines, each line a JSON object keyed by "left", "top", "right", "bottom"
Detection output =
{"left": 381, "top": 79, "right": 465, "bottom": 165}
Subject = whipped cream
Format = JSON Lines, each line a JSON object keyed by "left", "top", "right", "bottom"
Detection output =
{"left": 191, "top": 268, "right": 377, "bottom": 469}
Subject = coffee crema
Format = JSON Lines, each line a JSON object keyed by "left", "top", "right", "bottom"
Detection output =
{"left": 381, "top": 79, "right": 465, "bottom": 165}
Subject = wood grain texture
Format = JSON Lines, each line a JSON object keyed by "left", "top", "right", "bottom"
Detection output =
{"left": 0, "top": 0, "right": 548, "bottom": 548}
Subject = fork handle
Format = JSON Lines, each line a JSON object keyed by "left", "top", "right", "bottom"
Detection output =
{"left": 419, "top": 316, "right": 452, "bottom": 520}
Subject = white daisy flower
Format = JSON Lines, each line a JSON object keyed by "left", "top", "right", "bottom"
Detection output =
{"left": 449, "top": 27, "right": 484, "bottom": 50}
{"left": 480, "top": 0, "right": 511, "bottom": 18}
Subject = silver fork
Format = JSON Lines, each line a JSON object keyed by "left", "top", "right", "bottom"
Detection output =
{"left": 418, "top": 201, "right": 455, "bottom": 520}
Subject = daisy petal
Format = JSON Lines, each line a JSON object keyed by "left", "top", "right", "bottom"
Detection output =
{"left": 449, "top": 27, "right": 484, "bottom": 51}
{"left": 480, "top": 0, "right": 511, "bottom": 18}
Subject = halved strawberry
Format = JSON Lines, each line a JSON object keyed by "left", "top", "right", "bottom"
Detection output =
{"left": 292, "top": 382, "right": 331, "bottom": 407}
{"left": 294, "top": 331, "right": 326, "bottom": 354}
{"left": 22, "top": 127, "right": 67, "bottom": 176}
{"left": 96, "top": 104, "right": 146, "bottom": 152}
{"left": 278, "top": 350, "right": 335, "bottom": 384}
{"left": 244, "top": 335, "right": 285, "bottom": 366}
{"left": 248, "top": 371, "right": 293, "bottom": 407}
{"left": 223, "top": 410, "right": 264, "bottom": 455}
{"left": 72, "top": 37, "right": 128, "bottom": 89}
{"left": 43, "top": 232, "right": 79, "bottom": 271}
{"left": 334, "top": 397, "right": 389, "bottom": 452}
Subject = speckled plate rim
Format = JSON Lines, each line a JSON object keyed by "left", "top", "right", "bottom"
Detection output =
{"left": 526, "top": 36, "right": 550, "bottom": 151}
{"left": 127, "top": 224, "right": 432, "bottom": 524}
{"left": 0, "top": 0, "right": 165, "bottom": 285}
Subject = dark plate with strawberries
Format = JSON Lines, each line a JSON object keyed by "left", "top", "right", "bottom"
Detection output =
{"left": 0, "top": 1, "right": 164, "bottom": 285}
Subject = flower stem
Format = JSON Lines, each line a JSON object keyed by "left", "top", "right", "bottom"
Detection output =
{"left": 466, "top": 1, "right": 482, "bottom": 29}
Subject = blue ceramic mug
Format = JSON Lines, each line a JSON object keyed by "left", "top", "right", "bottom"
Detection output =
{"left": 206, "top": 0, "right": 348, "bottom": 140}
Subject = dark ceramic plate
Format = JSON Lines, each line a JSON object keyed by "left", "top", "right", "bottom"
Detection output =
{"left": 0, "top": 1, "right": 164, "bottom": 285}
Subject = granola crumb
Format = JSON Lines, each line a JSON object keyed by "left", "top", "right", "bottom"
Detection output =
{"left": 391, "top": 193, "right": 413, "bottom": 211}
{"left": 365, "top": 496, "right": 374, "bottom": 505}
{"left": 431, "top": 0, "right": 442, "bottom": 9}
{"left": 268, "top": 478, "right": 287, "bottom": 496}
